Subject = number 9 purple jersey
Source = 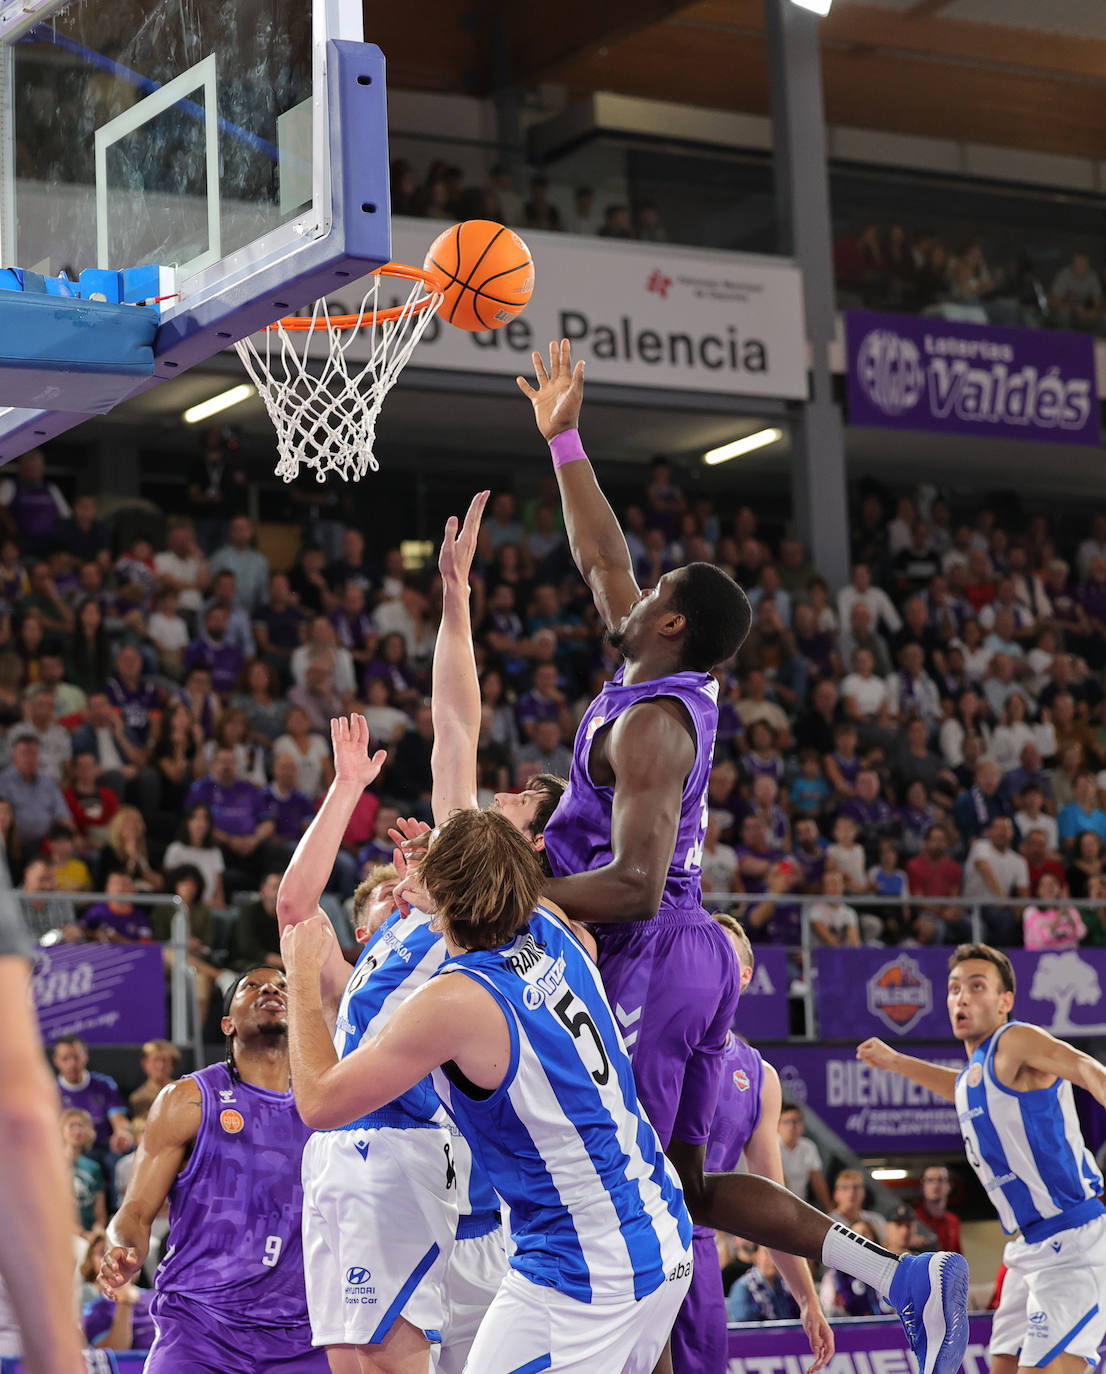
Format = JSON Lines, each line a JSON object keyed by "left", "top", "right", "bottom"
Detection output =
{"left": 543, "top": 666, "right": 719, "bottom": 913}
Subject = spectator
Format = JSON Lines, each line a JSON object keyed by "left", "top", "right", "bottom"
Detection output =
{"left": 568, "top": 184, "right": 599, "bottom": 235}
{"left": 962, "top": 815, "right": 1029, "bottom": 945}
{"left": 232, "top": 659, "right": 288, "bottom": 747}
{"left": 905, "top": 823, "right": 968, "bottom": 944}
{"left": 837, "top": 564, "right": 902, "bottom": 637}
{"left": 209, "top": 516, "right": 269, "bottom": 612}
{"left": 913, "top": 1166, "right": 962, "bottom": 1254}
{"left": 185, "top": 604, "right": 245, "bottom": 696}
{"left": 330, "top": 582, "right": 375, "bottom": 665}
{"left": 361, "top": 675, "right": 409, "bottom": 749}
{"left": 841, "top": 648, "right": 893, "bottom": 748}
{"left": 127, "top": 1039, "right": 181, "bottom": 1117}
{"left": 162, "top": 803, "right": 226, "bottom": 907}
{"left": 60, "top": 1107, "right": 106, "bottom": 1238}
{"left": 725, "top": 1245, "right": 799, "bottom": 1323}
{"left": 517, "top": 718, "right": 572, "bottom": 779}
{"left": 777, "top": 1102, "right": 831, "bottom": 1209}
{"left": 64, "top": 750, "right": 121, "bottom": 851}
{"left": 153, "top": 517, "right": 209, "bottom": 616}
{"left": 597, "top": 204, "right": 634, "bottom": 239}
{"left": 637, "top": 204, "right": 668, "bottom": 242}
{"left": 83, "top": 1282, "right": 157, "bottom": 1353}
{"left": 185, "top": 430, "right": 248, "bottom": 551}
{"left": 1014, "top": 783, "right": 1059, "bottom": 852}
{"left": 790, "top": 750, "right": 831, "bottom": 817}
{"left": 885, "top": 642, "right": 942, "bottom": 726}
{"left": 1019, "top": 828, "right": 1066, "bottom": 896}
{"left": 0, "top": 734, "right": 69, "bottom": 849}
{"left": 1057, "top": 772, "right": 1106, "bottom": 852}
{"left": 153, "top": 864, "right": 224, "bottom": 1019}
{"left": 11, "top": 685, "right": 72, "bottom": 782}
{"left": 953, "top": 760, "right": 1008, "bottom": 845}
{"left": 807, "top": 868, "right": 861, "bottom": 947}
{"left": 291, "top": 615, "right": 356, "bottom": 695}
{"left": 104, "top": 644, "right": 162, "bottom": 750}
{"left": 263, "top": 752, "right": 318, "bottom": 849}
{"left": 80, "top": 873, "right": 153, "bottom": 942}
{"left": 43, "top": 822, "right": 92, "bottom": 892}
{"left": 101, "top": 805, "right": 163, "bottom": 892}
{"left": 866, "top": 839, "right": 911, "bottom": 943}
{"left": 52, "top": 1034, "right": 134, "bottom": 1164}
{"left": 184, "top": 747, "right": 277, "bottom": 889}
{"left": 523, "top": 175, "right": 562, "bottom": 232}
{"left": 1049, "top": 251, "right": 1103, "bottom": 332}
{"left": 58, "top": 493, "right": 111, "bottom": 569}
{"left": 700, "top": 811, "right": 739, "bottom": 901}
{"left": 147, "top": 584, "right": 189, "bottom": 677}
{"left": 252, "top": 572, "right": 306, "bottom": 675}
{"left": 1023, "top": 873, "right": 1086, "bottom": 951}
{"left": 228, "top": 871, "right": 283, "bottom": 970}
{"left": 829, "top": 1168, "right": 886, "bottom": 1243}
{"left": 840, "top": 770, "right": 901, "bottom": 861}
{"left": 272, "top": 704, "right": 333, "bottom": 799}
{"left": 827, "top": 815, "right": 869, "bottom": 894}
{"left": 735, "top": 669, "right": 792, "bottom": 743}
{"left": 1066, "top": 824, "right": 1099, "bottom": 901}
{"left": 0, "top": 449, "right": 70, "bottom": 554}
{"left": 388, "top": 701, "right": 435, "bottom": 820}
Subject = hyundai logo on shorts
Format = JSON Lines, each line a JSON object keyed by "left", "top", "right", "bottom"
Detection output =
{"left": 345, "top": 1266, "right": 372, "bottom": 1286}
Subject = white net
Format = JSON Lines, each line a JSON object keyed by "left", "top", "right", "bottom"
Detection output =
{"left": 235, "top": 272, "right": 444, "bottom": 483}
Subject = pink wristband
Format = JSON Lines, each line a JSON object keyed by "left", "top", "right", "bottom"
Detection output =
{"left": 550, "top": 429, "right": 587, "bottom": 470}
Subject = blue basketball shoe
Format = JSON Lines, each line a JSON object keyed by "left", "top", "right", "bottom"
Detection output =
{"left": 888, "top": 1251, "right": 970, "bottom": 1374}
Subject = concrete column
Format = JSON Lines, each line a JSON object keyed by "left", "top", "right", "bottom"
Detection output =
{"left": 766, "top": 0, "right": 851, "bottom": 591}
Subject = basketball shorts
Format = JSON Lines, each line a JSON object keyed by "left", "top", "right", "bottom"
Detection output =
{"left": 988, "top": 1211, "right": 1106, "bottom": 1366}
{"left": 434, "top": 1218, "right": 509, "bottom": 1374}
{"left": 144, "top": 1292, "right": 328, "bottom": 1373}
{"left": 461, "top": 1242, "right": 693, "bottom": 1374}
{"left": 670, "top": 1227, "right": 727, "bottom": 1374}
{"left": 597, "top": 909, "right": 741, "bottom": 1148}
{"left": 301, "top": 1120, "right": 459, "bottom": 1347}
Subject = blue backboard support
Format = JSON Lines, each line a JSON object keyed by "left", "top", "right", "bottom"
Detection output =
{"left": 0, "top": 0, "right": 391, "bottom": 460}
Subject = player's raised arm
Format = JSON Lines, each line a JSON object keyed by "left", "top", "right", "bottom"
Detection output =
{"left": 856, "top": 1037, "right": 959, "bottom": 1103}
{"left": 743, "top": 1062, "right": 834, "bottom": 1373}
{"left": 431, "top": 491, "right": 488, "bottom": 823}
{"left": 100, "top": 1079, "right": 201, "bottom": 1296}
{"left": 517, "top": 339, "right": 640, "bottom": 631}
{"left": 543, "top": 700, "right": 693, "bottom": 923}
{"left": 276, "top": 715, "right": 385, "bottom": 1018}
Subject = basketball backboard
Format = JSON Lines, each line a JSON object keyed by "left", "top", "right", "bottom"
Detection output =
{"left": 0, "top": 0, "right": 390, "bottom": 459}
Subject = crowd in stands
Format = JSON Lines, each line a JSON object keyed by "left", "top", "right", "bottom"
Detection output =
{"left": 5, "top": 438, "right": 1106, "bottom": 974}
{"left": 835, "top": 226, "right": 1106, "bottom": 334}
{"left": 390, "top": 157, "right": 670, "bottom": 242}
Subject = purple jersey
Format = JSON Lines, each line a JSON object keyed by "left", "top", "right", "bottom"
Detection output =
{"left": 543, "top": 666, "right": 719, "bottom": 912}
{"left": 80, "top": 902, "right": 153, "bottom": 942}
{"left": 155, "top": 1063, "right": 313, "bottom": 1328}
{"left": 57, "top": 1070, "right": 126, "bottom": 1147}
{"left": 104, "top": 677, "right": 161, "bottom": 746}
{"left": 704, "top": 1036, "right": 764, "bottom": 1173}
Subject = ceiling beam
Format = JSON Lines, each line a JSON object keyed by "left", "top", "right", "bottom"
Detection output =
{"left": 504, "top": 0, "right": 698, "bottom": 87}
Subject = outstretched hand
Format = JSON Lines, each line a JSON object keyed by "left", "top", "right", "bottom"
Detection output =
{"left": 516, "top": 338, "right": 585, "bottom": 441}
{"left": 800, "top": 1301, "right": 835, "bottom": 1373}
{"left": 439, "top": 490, "right": 489, "bottom": 587}
{"left": 331, "top": 714, "right": 387, "bottom": 788}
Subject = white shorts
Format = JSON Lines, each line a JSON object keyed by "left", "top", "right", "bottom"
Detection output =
{"left": 301, "top": 1121, "right": 460, "bottom": 1347}
{"left": 989, "top": 1211, "right": 1106, "bottom": 1366}
{"left": 460, "top": 1245, "right": 693, "bottom": 1374}
{"left": 434, "top": 1221, "right": 509, "bottom": 1374}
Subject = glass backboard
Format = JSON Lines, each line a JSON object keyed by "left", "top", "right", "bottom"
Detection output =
{"left": 0, "top": 0, "right": 391, "bottom": 458}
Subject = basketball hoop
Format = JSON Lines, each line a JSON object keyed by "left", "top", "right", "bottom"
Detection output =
{"left": 235, "top": 263, "right": 445, "bottom": 484}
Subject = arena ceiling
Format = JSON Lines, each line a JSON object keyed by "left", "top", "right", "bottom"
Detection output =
{"left": 371, "top": 0, "right": 1106, "bottom": 160}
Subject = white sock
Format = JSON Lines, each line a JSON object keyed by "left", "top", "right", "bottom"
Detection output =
{"left": 821, "top": 1221, "right": 901, "bottom": 1299}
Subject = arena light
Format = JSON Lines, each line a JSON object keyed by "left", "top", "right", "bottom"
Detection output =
{"left": 870, "top": 1168, "right": 908, "bottom": 1181}
{"left": 790, "top": 0, "right": 833, "bottom": 14}
{"left": 703, "top": 427, "right": 784, "bottom": 466}
{"left": 182, "top": 383, "right": 254, "bottom": 424}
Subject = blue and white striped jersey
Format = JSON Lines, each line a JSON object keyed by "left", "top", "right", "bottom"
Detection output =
{"left": 432, "top": 904, "right": 692, "bottom": 1304}
{"left": 331, "top": 908, "right": 500, "bottom": 1221}
{"left": 955, "top": 1019, "right": 1105, "bottom": 1242}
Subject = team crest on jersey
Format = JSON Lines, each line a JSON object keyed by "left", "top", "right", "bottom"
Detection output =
{"left": 732, "top": 1069, "right": 750, "bottom": 1092}
{"left": 585, "top": 714, "right": 606, "bottom": 739}
{"left": 967, "top": 1062, "right": 983, "bottom": 1087}
{"left": 866, "top": 954, "right": 933, "bottom": 1035}
{"left": 220, "top": 1109, "right": 244, "bottom": 1134}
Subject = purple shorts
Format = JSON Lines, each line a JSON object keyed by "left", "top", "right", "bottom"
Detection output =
{"left": 671, "top": 1228, "right": 728, "bottom": 1374}
{"left": 145, "top": 1292, "right": 330, "bottom": 1373}
{"left": 596, "top": 908, "right": 741, "bottom": 1149}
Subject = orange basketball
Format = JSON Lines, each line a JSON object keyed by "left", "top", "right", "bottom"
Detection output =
{"left": 424, "top": 220, "right": 534, "bottom": 332}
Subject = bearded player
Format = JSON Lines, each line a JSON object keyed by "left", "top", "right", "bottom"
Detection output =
{"left": 518, "top": 339, "right": 969, "bottom": 1374}
{"left": 99, "top": 969, "right": 327, "bottom": 1373}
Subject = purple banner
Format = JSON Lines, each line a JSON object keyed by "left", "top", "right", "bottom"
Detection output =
{"left": 32, "top": 942, "right": 165, "bottom": 1044}
{"left": 766, "top": 1043, "right": 962, "bottom": 1152}
{"left": 816, "top": 947, "right": 1106, "bottom": 1041}
{"left": 725, "top": 1313, "right": 1106, "bottom": 1374}
{"left": 846, "top": 309, "right": 1101, "bottom": 446}
{"left": 734, "top": 946, "right": 789, "bottom": 1041}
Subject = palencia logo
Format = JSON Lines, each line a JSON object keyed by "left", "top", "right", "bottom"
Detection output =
{"left": 866, "top": 954, "right": 933, "bottom": 1035}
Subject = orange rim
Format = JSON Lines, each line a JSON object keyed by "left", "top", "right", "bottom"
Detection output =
{"left": 273, "top": 263, "right": 445, "bottom": 331}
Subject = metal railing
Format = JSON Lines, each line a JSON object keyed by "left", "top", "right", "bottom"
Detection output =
{"left": 16, "top": 889, "right": 205, "bottom": 1070}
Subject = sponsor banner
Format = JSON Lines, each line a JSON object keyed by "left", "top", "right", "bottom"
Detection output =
{"left": 733, "top": 946, "right": 790, "bottom": 1041}
{"left": 331, "top": 219, "right": 809, "bottom": 399}
{"left": 846, "top": 308, "right": 1101, "bottom": 446}
{"left": 725, "top": 1314, "right": 1106, "bottom": 1374}
{"left": 32, "top": 941, "right": 165, "bottom": 1044}
{"left": 767, "top": 1043, "right": 962, "bottom": 1152}
{"left": 816, "top": 947, "right": 1106, "bottom": 1041}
